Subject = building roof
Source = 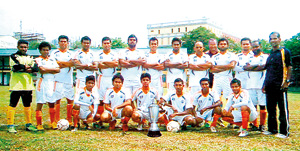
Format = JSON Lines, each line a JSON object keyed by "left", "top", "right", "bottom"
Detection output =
{"left": 0, "top": 36, "right": 18, "bottom": 49}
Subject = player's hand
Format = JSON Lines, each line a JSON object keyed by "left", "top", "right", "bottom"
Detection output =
{"left": 112, "top": 108, "right": 118, "bottom": 117}
{"left": 222, "top": 109, "right": 228, "bottom": 116}
{"left": 169, "top": 113, "right": 176, "bottom": 119}
{"left": 229, "top": 106, "right": 234, "bottom": 113}
{"left": 200, "top": 108, "right": 206, "bottom": 114}
{"left": 262, "top": 86, "right": 266, "bottom": 94}
{"left": 172, "top": 107, "right": 178, "bottom": 113}
{"left": 281, "top": 81, "right": 290, "bottom": 91}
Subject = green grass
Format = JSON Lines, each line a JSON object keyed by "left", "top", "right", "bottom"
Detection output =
{"left": 0, "top": 86, "right": 299, "bottom": 150}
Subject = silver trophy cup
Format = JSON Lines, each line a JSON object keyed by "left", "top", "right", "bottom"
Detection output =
{"left": 147, "top": 103, "right": 162, "bottom": 137}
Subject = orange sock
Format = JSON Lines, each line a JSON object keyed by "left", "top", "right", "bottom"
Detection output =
{"left": 121, "top": 117, "right": 130, "bottom": 124}
{"left": 36, "top": 110, "right": 42, "bottom": 125}
{"left": 211, "top": 114, "right": 221, "bottom": 127}
{"left": 222, "top": 117, "right": 234, "bottom": 124}
{"left": 55, "top": 104, "right": 60, "bottom": 122}
{"left": 72, "top": 109, "right": 79, "bottom": 127}
{"left": 252, "top": 119, "right": 258, "bottom": 127}
{"left": 241, "top": 111, "right": 249, "bottom": 130}
{"left": 67, "top": 104, "right": 73, "bottom": 123}
{"left": 49, "top": 108, "right": 55, "bottom": 123}
{"left": 98, "top": 105, "right": 104, "bottom": 115}
{"left": 260, "top": 109, "right": 267, "bottom": 126}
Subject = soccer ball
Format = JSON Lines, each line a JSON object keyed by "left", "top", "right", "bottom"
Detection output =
{"left": 167, "top": 121, "right": 180, "bottom": 133}
{"left": 57, "top": 119, "right": 69, "bottom": 131}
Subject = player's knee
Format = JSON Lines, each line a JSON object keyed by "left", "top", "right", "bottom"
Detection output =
{"left": 94, "top": 113, "right": 101, "bottom": 121}
{"left": 100, "top": 112, "right": 111, "bottom": 122}
{"left": 73, "top": 104, "right": 80, "bottom": 110}
{"left": 196, "top": 117, "right": 203, "bottom": 124}
{"left": 241, "top": 106, "right": 250, "bottom": 112}
{"left": 131, "top": 112, "right": 141, "bottom": 123}
{"left": 214, "top": 107, "right": 222, "bottom": 115}
{"left": 123, "top": 105, "right": 133, "bottom": 117}
{"left": 185, "top": 116, "right": 196, "bottom": 125}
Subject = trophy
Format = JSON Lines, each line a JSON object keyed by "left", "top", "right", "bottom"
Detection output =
{"left": 147, "top": 103, "right": 162, "bottom": 137}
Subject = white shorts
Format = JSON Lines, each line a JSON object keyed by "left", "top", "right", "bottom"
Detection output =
{"left": 213, "top": 76, "right": 232, "bottom": 99}
{"left": 79, "top": 106, "right": 92, "bottom": 120}
{"left": 248, "top": 89, "right": 266, "bottom": 106}
{"left": 136, "top": 110, "right": 150, "bottom": 121}
{"left": 196, "top": 109, "right": 214, "bottom": 121}
{"left": 123, "top": 79, "right": 141, "bottom": 94}
{"left": 53, "top": 82, "right": 74, "bottom": 101}
{"left": 104, "top": 109, "right": 123, "bottom": 120}
{"left": 232, "top": 110, "right": 258, "bottom": 123}
{"left": 97, "top": 76, "right": 113, "bottom": 100}
{"left": 36, "top": 78, "right": 56, "bottom": 104}
{"left": 189, "top": 86, "right": 201, "bottom": 96}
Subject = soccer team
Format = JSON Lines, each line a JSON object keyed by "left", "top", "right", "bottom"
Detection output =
{"left": 6, "top": 32, "right": 292, "bottom": 138}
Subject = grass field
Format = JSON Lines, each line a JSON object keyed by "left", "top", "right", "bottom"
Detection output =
{"left": 0, "top": 86, "right": 299, "bottom": 150}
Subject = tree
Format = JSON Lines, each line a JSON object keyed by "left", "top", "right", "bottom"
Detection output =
{"left": 28, "top": 41, "right": 40, "bottom": 49}
{"left": 259, "top": 39, "right": 271, "bottom": 54}
{"left": 111, "top": 37, "right": 127, "bottom": 49}
{"left": 181, "top": 27, "right": 218, "bottom": 54}
{"left": 284, "top": 33, "right": 300, "bottom": 56}
{"left": 228, "top": 38, "right": 241, "bottom": 53}
{"left": 70, "top": 40, "right": 81, "bottom": 50}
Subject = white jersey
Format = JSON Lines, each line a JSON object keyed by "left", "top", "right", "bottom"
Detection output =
{"left": 74, "top": 87, "right": 97, "bottom": 106}
{"left": 132, "top": 87, "right": 159, "bottom": 112}
{"left": 234, "top": 51, "right": 254, "bottom": 88}
{"left": 73, "top": 49, "right": 96, "bottom": 80}
{"left": 163, "top": 91, "right": 192, "bottom": 113}
{"left": 211, "top": 51, "right": 237, "bottom": 79}
{"left": 35, "top": 57, "right": 59, "bottom": 80}
{"left": 119, "top": 49, "right": 144, "bottom": 81}
{"left": 50, "top": 49, "right": 74, "bottom": 84}
{"left": 192, "top": 90, "right": 220, "bottom": 111}
{"left": 103, "top": 87, "right": 131, "bottom": 110}
{"left": 144, "top": 52, "right": 165, "bottom": 81}
{"left": 188, "top": 54, "right": 211, "bottom": 86}
{"left": 95, "top": 51, "right": 118, "bottom": 77}
{"left": 225, "top": 89, "right": 256, "bottom": 112}
{"left": 247, "top": 53, "right": 269, "bottom": 89}
{"left": 166, "top": 52, "right": 189, "bottom": 83}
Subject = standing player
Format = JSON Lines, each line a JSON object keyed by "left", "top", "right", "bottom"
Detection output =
{"left": 7, "top": 39, "right": 38, "bottom": 133}
{"left": 35, "top": 42, "right": 60, "bottom": 130}
{"left": 143, "top": 37, "right": 165, "bottom": 96}
{"left": 234, "top": 38, "right": 254, "bottom": 89}
{"left": 101, "top": 74, "right": 133, "bottom": 131}
{"left": 164, "top": 38, "right": 189, "bottom": 91}
{"left": 188, "top": 41, "right": 212, "bottom": 95}
{"left": 119, "top": 34, "right": 146, "bottom": 94}
{"left": 192, "top": 78, "right": 222, "bottom": 132}
{"left": 162, "top": 78, "right": 195, "bottom": 130}
{"left": 71, "top": 75, "right": 101, "bottom": 132}
{"left": 219, "top": 78, "right": 258, "bottom": 137}
{"left": 206, "top": 38, "right": 219, "bottom": 88}
{"left": 50, "top": 35, "right": 74, "bottom": 126}
{"left": 243, "top": 40, "right": 268, "bottom": 131}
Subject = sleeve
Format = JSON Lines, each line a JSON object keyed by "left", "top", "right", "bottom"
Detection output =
{"left": 232, "top": 91, "right": 250, "bottom": 108}
{"left": 49, "top": 50, "right": 56, "bottom": 60}
{"left": 10, "top": 54, "right": 26, "bottom": 71}
{"left": 234, "top": 55, "right": 245, "bottom": 72}
{"left": 103, "top": 89, "right": 111, "bottom": 104}
{"left": 224, "top": 95, "right": 234, "bottom": 111}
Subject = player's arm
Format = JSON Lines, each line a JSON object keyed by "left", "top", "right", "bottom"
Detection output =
{"left": 39, "top": 66, "right": 60, "bottom": 74}
{"left": 119, "top": 58, "right": 135, "bottom": 68}
{"left": 164, "top": 59, "right": 182, "bottom": 68}
{"left": 170, "top": 108, "right": 193, "bottom": 119}
{"left": 243, "top": 63, "right": 266, "bottom": 71}
{"left": 57, "top": 59, "right": 74, "bottom": 68}
{"left": 210, "top": 61, "right": 237, "bottom": 73}
{"left": 89, "top": 105, "right": 94, "bottom": 113}
{"left": 104, "top": 103, "right": 113, "bottom": 112}
{"left": 102, "top": 59, "right": 119, "bottom": 68}
{"left": 200, "top": 100, "right": 222, "bottom": 114}
{"left": 129, "top": 58, "right": 146, "bottom": 66}
{"left": 189, "top": 61, "right": 212, "bottom": 71}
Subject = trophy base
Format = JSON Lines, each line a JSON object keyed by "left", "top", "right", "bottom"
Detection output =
{"left": 147, "top": 130, "right": 162, "bottom": 137}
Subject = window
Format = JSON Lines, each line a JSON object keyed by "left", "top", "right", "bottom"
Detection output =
{"left": 171, "top": 28, "right": 173, "bottom": 33}
{"left": 158, "top": 30, "right": 160, "bottom": 34}
{"left": 178, "top": 28, "right": 180, "bottom": 32}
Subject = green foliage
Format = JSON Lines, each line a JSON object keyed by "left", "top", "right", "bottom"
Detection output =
{"left": 28, "top": 41, "right": 40, "bottom": 50}
{"left": 259, "top": 39, "right": 271, "bottom": 54}
{"left": 181, "top": 27, "right": 218, "bottom": 54}
{"left": 284, "top": 33, "right": 300, "bottom": 56}
{"left": 228, "top": 39, "right": 241, "bottom": 53}
{"left": 111, "top": 37, "right": 127, "bottom": 49}
{"left": 50, "top": 43, "right": 57, "bottom": 49}
{"left": 71, "top": 40, "right": 81, "bottom": 50}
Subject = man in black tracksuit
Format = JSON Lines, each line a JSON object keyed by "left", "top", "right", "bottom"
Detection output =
{"left": 262, "top": 32, "right": 292, "bottom": 138}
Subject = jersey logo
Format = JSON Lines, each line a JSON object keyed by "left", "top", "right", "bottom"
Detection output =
{"left": 181, "top": 100, "right": 185, "bottom": 104}
{"left": 208, "top": 97, "right": 212, "bottom": 101}
{"left": 150, "top": 94, "right": 154, "bottom": 99}
{"left": 80, "top": 55, "right": 83, "bottom": 59}
{"left": 120, "top": 96, "right": 123, "bottom": 99}
{"left": 111, "top": 95, "right": 114, "bottom": 98}
{"left": 139, "top": 95, "right": 143, "bottom": 99}
{"left": 90, "top": 99, "right": 93, "bottom": 102}
{"left": 100, "top": 56, "right": 103, "bottom": 59}
{"left": 172, "top": 97, "right": 175, "bottom": 101}
{"left": 79, "top": 96, "right": 83, "bottom": 100}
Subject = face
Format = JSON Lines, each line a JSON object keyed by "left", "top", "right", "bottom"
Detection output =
{"left": 218, "top": 41, "right": 228, "bottom": 52}
{"left": 172, "top": 41, "right": 181, "bottom": 53}
{"left": 209, "top": 40, "right": 218, "bottom": 53}
{"left": 86, "top": 80, "right": 95, "bottom": 91}
{"left": 17, "top": 44, "right": 28, "bottom": 55}
{"left": 174, "top": 81, "right": 184, "bottom": 93}
{"left": 194, "top": 42, "right": 204, "bottom": 54}
{"left": 40, "top": 47, "right": 50, "bottom": 58}
{"left": 251, "top": 42, "right": 261, "bottom": 55}
{"left": 241, "top": 40, "right": 251, "bottom": 51}
{"left": 269, "top": 33, "right": 281, "bottom": 48}
{"left": 141, "top": 77, "right": 151, "bottom": 87}
{"left": 113, "top": 78, "right": 123, "bottom": 89}
{"left": 81, "top": 40, "right": 91, "bottom": 51}
{"left": 149, "top": 40, "right": 158, "bottom": 52}
{"left": 102, "top": 40, "right": 111, "bottom": 51}
{"left": 230, "top": 83, "right": 241, "bottom": 95}
{"left": 128, "top": 37, "right": 137, "bottom": 48}
{"left": 58, "top": 38, "right": 68, "bottom": 50}
{"left": 200, "top": 81, "right": 209, "bottom": 91}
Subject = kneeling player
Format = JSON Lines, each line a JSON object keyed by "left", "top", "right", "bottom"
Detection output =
{"left": 72, "top": 75, "right": 100, "bottom": 132}
{"left": 162, "top": 78, "right": 196, "bottom": 130}
{"left": 217, "top": 78, "right": 258, "bottom": 137}
{"left": 101, "top": 73, "right": 133, "bottom": 131}
{"left": 131, "top": 73, "right": 168, "bottom": 130}
{"left": 192, "top": 78, "right": 222, "bottom": 132}
{"left": 35, "top": 42, "right": 60, "bottom": 130}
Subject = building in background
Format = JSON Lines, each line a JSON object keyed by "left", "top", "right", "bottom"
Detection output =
{"left": 13, "top": 32, "right": 45, "bottom": 43}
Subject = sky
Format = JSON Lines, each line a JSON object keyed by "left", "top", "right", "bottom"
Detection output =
{"left": 0, "top": 0, "right": 299, "bottom": 47}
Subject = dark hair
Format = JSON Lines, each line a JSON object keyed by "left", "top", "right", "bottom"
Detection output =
{"left": 269, "top": 32, "right": 280, "bottom": 39}
{"left": 102, "top": 36, "right": 111, "bottom": 43}
{"left": 140, "top": 73, "right": 151, "bottom": 81}
{"left": 128, "top": 34, "right": 138, "bottom": 42}
{"left": 38, "top": 42, "right": 51, "bottom": 51}
{"left": 149, "top": 37, "right": 158, "bottom": 45}
{"left": 174, "top": 78, "right": 184, "bottom": 84}
{"left": 112, "top": 73, "right": 124, "bottom": 83}
{"left": 86, "top": 75, "right": 95, "bottom": 82}
{"left": 200, "top": 78, "right": 210, "bottom": 85}
{"left": 172, "top": 37, "right": 181, "bottom": 45}
{"left": 58, "top": 35, "right": 69, "bottom": 42}
{"left": 240, "top": 37, "right": 251, "bottom": 44}
{"left": 218, "top": 38, "right": 229, "bottom": 46}
{"left": 81, "top": 36, "right": 91, "bottom": 43}
{"left": 252, "top": 40, "right": 261, "bottom": 45}
{"left": 230, "top": 78, "right": 241, "bottom": 86}
{"left": 17, "top": 39, "right": 29, "bottom": 46}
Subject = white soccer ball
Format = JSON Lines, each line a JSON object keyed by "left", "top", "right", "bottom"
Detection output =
{"left": 57, "top": 119, "right": 69, "bottom": 131}
{"left": 167, "top": 121, "right": 180, "bottom": 133}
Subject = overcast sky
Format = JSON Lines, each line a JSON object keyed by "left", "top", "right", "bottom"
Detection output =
{"left": 0, "top": 0, "right": 299, "bottom": 47}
